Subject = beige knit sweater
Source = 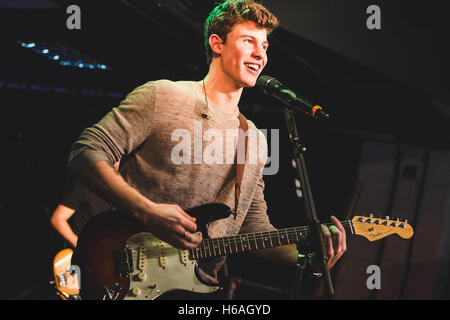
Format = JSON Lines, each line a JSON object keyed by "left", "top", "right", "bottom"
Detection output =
{"left": 68, "top": 79, "right": 276, "bottom": 283}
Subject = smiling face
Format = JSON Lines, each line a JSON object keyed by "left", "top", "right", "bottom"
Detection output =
{"left": 212, "top": 20, "right": 269, "bottom": 89}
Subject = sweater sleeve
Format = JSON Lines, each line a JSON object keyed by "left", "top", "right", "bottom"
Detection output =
{"left": 239, "top": 175, "right": 276, "bottom": 234}
{"left": 68, "top": 81, "right": 157, "bottom": 178}
{"left": 239, "top": 121, "right": 276, "bottom": 234}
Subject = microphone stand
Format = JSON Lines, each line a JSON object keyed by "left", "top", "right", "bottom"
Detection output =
{"left": 283, "top": 106, "right": 334, "bottom": 299}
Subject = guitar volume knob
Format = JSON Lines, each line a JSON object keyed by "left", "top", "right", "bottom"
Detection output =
{"left": 131, "top": 288, "right": 141, "bottom": 297}
{"left": 137, "top": 272, "right": 147, "bottom": 281}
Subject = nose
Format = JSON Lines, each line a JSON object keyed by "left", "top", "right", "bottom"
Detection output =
{"left": 252, "top": 46, "right": 266, "bottom": 65}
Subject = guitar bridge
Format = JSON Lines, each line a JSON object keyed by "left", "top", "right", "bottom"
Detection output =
{"left": 113, "top": 247, "right": 134, "bottom": 277}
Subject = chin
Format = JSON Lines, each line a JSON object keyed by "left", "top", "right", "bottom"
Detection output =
{"left": 241, "top": 78, "right": 257, "bottom": 88}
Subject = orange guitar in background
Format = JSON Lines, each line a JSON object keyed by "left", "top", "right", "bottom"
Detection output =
{"left": 52, "top": 248, "right": 81, "bottom": 300}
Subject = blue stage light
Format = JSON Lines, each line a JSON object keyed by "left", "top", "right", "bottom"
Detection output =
{"left": 19, "top": 41, "right": 110, "bottom": 71}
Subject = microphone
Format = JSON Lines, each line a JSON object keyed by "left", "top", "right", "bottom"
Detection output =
{"left": 256, "top": 75, "right": 330, "bottom": 119}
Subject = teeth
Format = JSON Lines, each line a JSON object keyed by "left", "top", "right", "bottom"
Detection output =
{"left": 244, "top": 63, "right": 260, "bottom": 71}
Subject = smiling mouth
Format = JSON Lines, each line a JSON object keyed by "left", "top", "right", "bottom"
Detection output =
{"left": 244, "top": 63, "right": 260, "bottom": 72}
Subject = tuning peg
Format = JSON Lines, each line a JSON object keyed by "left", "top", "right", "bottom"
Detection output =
{"left": 384, "top": 216, "right": 390, "bottom": 220}
{"left": 369, "top": 213, "right": 374, "bottom": 218}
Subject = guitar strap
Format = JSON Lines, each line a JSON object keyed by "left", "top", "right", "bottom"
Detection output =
{"left": 234, "top": 112, "right": 249, "bottom": 219}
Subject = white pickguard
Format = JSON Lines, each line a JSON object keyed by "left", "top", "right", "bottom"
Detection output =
{"left": 124, "top": 232, "right": 219, "bottom": 300}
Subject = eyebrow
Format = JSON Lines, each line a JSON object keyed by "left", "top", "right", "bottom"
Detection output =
{"left": 240, "top": 34, "right": 269, "bottom": 46}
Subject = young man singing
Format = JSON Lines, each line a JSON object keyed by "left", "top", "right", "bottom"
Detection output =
{"left": 68, "top": 0, "right": 346, "bottom": 293}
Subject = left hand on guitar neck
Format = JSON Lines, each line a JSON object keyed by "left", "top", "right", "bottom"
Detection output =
{"left": 322, "top": 216, "right": 347, "bottom": 269}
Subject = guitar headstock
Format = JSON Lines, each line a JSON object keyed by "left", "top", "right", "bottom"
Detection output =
{"left": 352, "top": 215, "right": 414, "bottom": 241}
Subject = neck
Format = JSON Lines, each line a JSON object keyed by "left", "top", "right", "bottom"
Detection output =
{"left": 189, "top": 220, "right": 355, "bottom": 260}
{"left": 201, "top": 70, "right": 243, "bottom": 114}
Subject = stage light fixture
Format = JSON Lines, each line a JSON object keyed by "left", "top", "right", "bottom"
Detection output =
{"left": 18, "top": 41, "right": 110, "bottom": 71}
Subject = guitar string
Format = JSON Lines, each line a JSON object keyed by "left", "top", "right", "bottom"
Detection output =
{"left": 195, "top": 221, "right": 407, "bottom": 251}
{"left": 126, "top": 220, "right": 407, "bottom": 258}
{"left": 128, "top": 220, "right": 403, "bottom": 250}
{"left": 195, "top": 220, "right": 384, "bottom": 244}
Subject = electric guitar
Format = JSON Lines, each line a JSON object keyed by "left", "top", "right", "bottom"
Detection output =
{"left": 52, "top": 248, "right": 80, "bottom": 300}
{"left": 72, "top": 203, "right": 413, "bottom": 300}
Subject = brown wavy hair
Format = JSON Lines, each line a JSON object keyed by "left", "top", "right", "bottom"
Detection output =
{"left": 204, "top": 0, "right": 279, "bottom": 65}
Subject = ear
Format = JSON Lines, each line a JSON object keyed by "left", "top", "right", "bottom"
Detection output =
{"left": 209, "top": 34, "right": 223, "bottom": 56}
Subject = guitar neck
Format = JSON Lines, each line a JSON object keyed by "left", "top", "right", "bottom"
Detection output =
{"left": 189, "top": 221, "right": 354, "bottom": 260}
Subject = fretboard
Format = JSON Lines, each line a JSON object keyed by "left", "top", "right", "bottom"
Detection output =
{"left": 189, "top": 220, "right": 354, "bottom": 260}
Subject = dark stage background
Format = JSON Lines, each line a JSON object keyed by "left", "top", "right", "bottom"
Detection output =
{"left": 0, "top": 0, "right": 449, "bottom": 300}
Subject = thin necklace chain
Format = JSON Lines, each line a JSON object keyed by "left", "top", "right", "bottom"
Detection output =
{"left": 202, "top": 78, "right": 209, "bottom": 106}
{"left": 200, "top": 78, "right": 211, "bottom": 119}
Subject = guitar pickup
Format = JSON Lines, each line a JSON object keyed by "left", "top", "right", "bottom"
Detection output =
{"left": 113, "top": 247, "right": 134, "bottom": 277}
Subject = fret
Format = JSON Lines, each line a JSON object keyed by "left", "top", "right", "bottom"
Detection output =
{"left": 207, "top": 240, "right": 212, "bottom": 258}
{"left": 257, "top": 232, "right": 265, "bottom": 250}
{"left": 278, "top": 230, "right": 287, "bottom": 246}
{"left": 254, "top": 233, "right": 258, "bottom": 250}
{"left": 239, "top": 234, "right": 245, "bottom": 253}
{"left": 223, "top": 237, "right": 229, "bottom": 255}
{"left": 202, "top": 241, "right": 207, "bottom": 258}
{"left": 285, "top": 229, "right": 290, "bottom": 244}
{"left": 216, "top": 238, "right": 222, "bottom": 256}
{"left": 247, "top": 233, "right": 256, "bottom": 251}
{"left": 221, "top": 238, "right": 227, "bottom": 255}
{"left": 234, "top": 236, "right": 239, "bottom": 254}
{"left": 228, "top": 237, "right": 233, "bottom": 254}
{"left": 197, "top": 243, "right": 204, "bottom": 260}
{"left": 217, "top": 238, "right": 224, "bottom": 255}
{"left": 196, "top": 248, "right": 200, "bottom": 260}
{"left": 271, "top": 231, "right": 281, "bottom": 247}
{"left": 285, "top": 228, "right": 297, "bottom": 244}
{"left": 203, "top": 244, "right": 207, "bottom": 257}
{"left": 246, "top": 235, "right": 251, "bottom": 251}
{"left": 210, "top": 239, "right": 217, "bottom": 257}
{"left": 240, "top": 235, "right": 249, "bottom": 252}
{"left": 293, "top": 229, "right": 301, "bottom": 243}
{"left": 261, "top": 232, "right": 266, "bottom": 249}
